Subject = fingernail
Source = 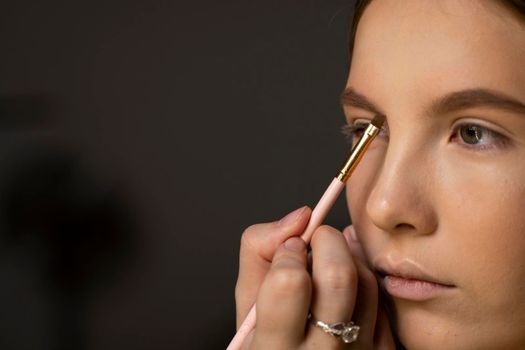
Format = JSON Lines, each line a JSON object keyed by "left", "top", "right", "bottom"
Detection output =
{"left": 343, "top": 225, "right": 358, "bottom": 242}
{"left": 278, "top": 206, "right": 306, "bottom": 227}
{"left": 284, "top": 237, "right": 306, "bottom": 252}
{"left": 349, "top": 226, "right": 358, "bottom": 241}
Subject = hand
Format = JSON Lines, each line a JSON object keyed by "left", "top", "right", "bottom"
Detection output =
{"left": 235, "top": 206, "right": 395, "bottom": 349}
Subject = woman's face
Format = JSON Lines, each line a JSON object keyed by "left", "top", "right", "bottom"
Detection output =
{"left": 345, "top": 1, "right": 525, "bottom": 349}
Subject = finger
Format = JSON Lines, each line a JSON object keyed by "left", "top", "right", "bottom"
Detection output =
{"left": 252, "top": 237, "right": 311, "bottom": 349}
{"left": 374, "top": 304, "right": 396, "bottom": 350}
{"left": 342, "top": 225, "right": 367, "bottom": 262}
{"left": 347, "top": 256, "right": 379, "bottom": 348}
{"left": 235, "top": 206, "right": 311, "bottom": 327}
{"left": 343, "top": 225, "right": 381, "bottom": 348}
{"left": 307, "top": 225, "right": 358, "bottom": 348}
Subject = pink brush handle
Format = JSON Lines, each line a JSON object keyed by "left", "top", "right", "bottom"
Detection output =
{"left": 227, "top": 177, "right": 346, "bottom": 350}
{"left": 300, "top": 177, "right": 345, "bottom": 243}
{"left": 227, "top": 305, "right": 256, "bottom": 350}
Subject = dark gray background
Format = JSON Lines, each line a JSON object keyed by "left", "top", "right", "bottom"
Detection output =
{"left": 0, "top": 1, "right": 355, "bottom": 349}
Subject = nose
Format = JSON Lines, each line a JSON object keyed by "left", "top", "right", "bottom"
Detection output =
{"left": 365, "top": 138, "right": 438, "bottom": 235}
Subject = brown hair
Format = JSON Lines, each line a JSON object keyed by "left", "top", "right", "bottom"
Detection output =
{"left": 348, "top": 0, "right": 525, "bottom": 58}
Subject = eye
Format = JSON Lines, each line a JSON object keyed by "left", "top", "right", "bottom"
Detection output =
{"left": 340, "top": 122, "right": 367, "bottom": 143}
{"left": 462, "top": 124, "right": 487, "bottom": 144}
{"left": 450, "top": 123, "right": 510, "bottom": 151}
{"left": 341, "top": 119, "right": 388, "bottom": 144}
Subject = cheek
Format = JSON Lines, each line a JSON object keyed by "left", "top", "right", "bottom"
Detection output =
{"left": 438, "top": 159, "right": 525, "bottom": 296}
{"left": 430, "top": 157, "right": 525, "bottom": 340}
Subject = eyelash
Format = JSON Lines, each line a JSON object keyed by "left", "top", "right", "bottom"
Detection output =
{"left": 340, "top": 122, "right": 388, "bottom": 144}
{"left": 340, "top": 121, "right": 511, "bottom": 151}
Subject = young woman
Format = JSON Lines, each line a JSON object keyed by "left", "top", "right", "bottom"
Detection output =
{"left": 235, "top": 1, "right": 525, "bottom": 348}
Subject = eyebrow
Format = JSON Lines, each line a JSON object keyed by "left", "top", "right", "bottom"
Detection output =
{"left": 340, "top": 88, "right": 385, "bottom": 116}
{"left": 340, "top": 87, "right": 525, "bottom": 116}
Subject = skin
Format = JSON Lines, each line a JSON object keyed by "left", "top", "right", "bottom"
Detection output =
{"left": 235, "top": 1, "right": 525, "bottom": 349}
{"left": 236, "top": 208, "right": 394, "bottom": 349}
{"left": 345, "top": 0, "right": 525, "bottom": 349}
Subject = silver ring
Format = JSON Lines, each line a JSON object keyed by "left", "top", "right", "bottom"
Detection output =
{"left": 310, "top": 315, "right": 360, "bottom": 344}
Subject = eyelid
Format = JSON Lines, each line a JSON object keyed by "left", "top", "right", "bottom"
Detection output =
{"left": 349, "top": 117, "right": 376, "bottom": 125}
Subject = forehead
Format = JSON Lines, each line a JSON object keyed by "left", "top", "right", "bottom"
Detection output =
{"left": 348, "top": 0, "right": 525, "bottom": 110}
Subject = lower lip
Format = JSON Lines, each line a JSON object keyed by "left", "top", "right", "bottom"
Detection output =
{"left": 382, "top": 275, "right": 454, "bottom": 301}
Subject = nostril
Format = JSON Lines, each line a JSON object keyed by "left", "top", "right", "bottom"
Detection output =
{"left": 394, "top": 223, "right": 416, "bottom": 230}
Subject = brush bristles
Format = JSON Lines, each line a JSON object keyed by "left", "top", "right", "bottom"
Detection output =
{"left": 370, "top": 114, "right": 386, "bottom": 128}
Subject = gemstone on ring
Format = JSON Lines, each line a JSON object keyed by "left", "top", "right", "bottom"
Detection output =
{"left": 341, "top": 323, "right": 360, "bottom": 343}
{"left": 311, "top": 318, "right": 360, "bottom": 344}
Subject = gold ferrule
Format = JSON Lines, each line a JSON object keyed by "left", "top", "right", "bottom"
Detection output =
{"left": 336, "top": 123, "right": 381, "bottom": 182}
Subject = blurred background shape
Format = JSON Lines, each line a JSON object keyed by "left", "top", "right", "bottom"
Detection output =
{"left": 1, "top": 145, "right": 136, "bottom": 350}
{"left": 0, "top": 0, "right": 354, "bottom": 348}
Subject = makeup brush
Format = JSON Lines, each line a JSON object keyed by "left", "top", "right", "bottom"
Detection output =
{"left": 227, "top": 114, "right": 386, "bottom": 350}
{"left": 300, "top": 113, "right": 385, "bottom": 242}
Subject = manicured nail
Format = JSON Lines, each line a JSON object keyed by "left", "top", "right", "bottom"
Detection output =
{"left": 278, "top": 206, "right": 306, "bottom": 227}
{"left": 284, "top": 237, "right": 306, "bottom": 252}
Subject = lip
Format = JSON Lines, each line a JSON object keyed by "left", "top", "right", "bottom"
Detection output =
{"left": 374, "top": 257, "right": 456, "bottom": 301}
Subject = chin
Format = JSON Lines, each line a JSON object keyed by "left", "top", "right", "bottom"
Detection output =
{"left": 391, "top": 301, "right": 464, "bottom": 350}
{"left": 392, "top": 302, "right": 523, "bottom": 350}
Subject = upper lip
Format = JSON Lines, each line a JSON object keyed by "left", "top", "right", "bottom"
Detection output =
{"left": 373, "top": 257, "right": 455, "bottom": 287}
